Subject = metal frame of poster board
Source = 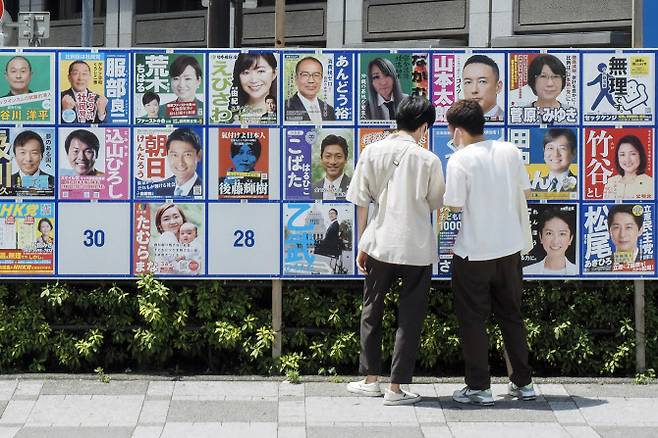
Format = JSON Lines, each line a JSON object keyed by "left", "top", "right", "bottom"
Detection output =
{"left": 0, "top": 47, "right": 656, "bottom": 280}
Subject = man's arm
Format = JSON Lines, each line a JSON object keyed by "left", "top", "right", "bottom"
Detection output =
{"left": 356, "top": 205, "right": 369, "bottom": 243}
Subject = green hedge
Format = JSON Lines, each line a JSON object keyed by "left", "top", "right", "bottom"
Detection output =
{"left": 0, "top": 276, "right": 655, "bottom": 377}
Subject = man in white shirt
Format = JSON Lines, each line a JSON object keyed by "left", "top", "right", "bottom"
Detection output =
{"left": 312, "top": 134, "right": 351, "bottom": 200}
{"left": 345, "top": 96, "right": 445, "bottom": 406}
{"left": 443, "top": 99, "right": 535, "bottom": 406}
{"left": 285, "top": 57, "right": 335, "bottom": 123}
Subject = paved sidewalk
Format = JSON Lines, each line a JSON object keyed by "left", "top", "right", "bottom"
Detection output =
{"left": 0, "top": 377, "right": 656, "bottom": 437}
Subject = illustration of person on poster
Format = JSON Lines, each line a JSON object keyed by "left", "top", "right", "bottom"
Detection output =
{"left": 283, "top": 52, "right": 353, "bottom": 124}
{"left": 59, "top": 52, "right": 129, "bottom": 125}
{"left": 218, "top": 128, "right": 269, "bottom": 199}
{"left": 508, "top": 52, "right": 579, "bottom": 125}
{"left": 283, "top": 202, "right": 353, "bottom": 275}
{"left": 523, "top": 204, "right": 578, "bottom": 276}
{"left": 432, "top": 53, "right": 505, "bottom": 123}
{"left": 284, "top": 127, "right": 354, "bottom": 200}
{"left": 508, "top": 127, "right": 579, "bottom": 200}
{"left": 583, "top": 127, "right": 653, "bottom": 201}
{"left": 135, "top": 53, "right": 204, "bottom": 124}
{"left": 134, "top": 127, "right": 204, "bottom": 199}
{"left": 58, "top": 128, "right": 129, "bottom": 200}
{"left": 0, "top": 128, "right": 55, "bottom": 197}
{"left": 583, "top": 53, "right": 655, "bottom": 124}
{"left": 0, "top": 202, "right": 55, "bottom": 274}
{"left": 583, "top": 203, "right": 654, "bottom": 274}
{"left": 361, "top": 52, "right": 427, "bottom": 123}
{"left": 133, "top": 202, "right": 205, "bottom": 275}
{"left": 0, "top": 53, "right": 54, "bottom": 123}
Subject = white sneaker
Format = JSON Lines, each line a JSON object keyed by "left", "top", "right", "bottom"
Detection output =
{"left": 383, "top": 389, "right": 422, "bottom": 406}
{"left": 452, "top": 386, "right": 494, "bottom": 406}
{"left": 508, "top": 382, "right": 537, "bottom": 400}
{"left": 346, "top": 379, "right": 382, "bottom": 397}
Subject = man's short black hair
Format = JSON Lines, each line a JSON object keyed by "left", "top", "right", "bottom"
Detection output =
{"left": 445, "top": 99, "right": 485, "bottom": 136}
{"left": 166, "top": 128, "right": 202, "bottom": 152}
{"left": 295, "top": 57, "right": 323, "bottom": 75}
{"left": 68, "top": 60, "right": 90, "bottom": 75}
{"left": 320, "top": 134, "right": 348, "bottom": 157}
{"left": 64, "top": 129, "right": 100, "bottom": 155}
{"left": 13, "top": 130, "right": 44, "bottom": 155}
{"left": 543, "top": 128, "right": 577, "bottom": 156}
{"left": 329, "top": 208, "right": 338, "bottom": 216}
{"left": 608, "top": 204, "right": 643, "bottom": 230}
{"left": 142, "top": 91, "right": 160, "bottom": 106}
{"left": 395, "top": 96, "right": 436, "bottom": 132}
{"left": 463, "top": 54, "right": 499, "bottom": 81}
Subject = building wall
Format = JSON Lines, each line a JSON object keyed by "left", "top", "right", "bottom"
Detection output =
{"left": 13, "top": 0, "right": 633, "bottom": 49}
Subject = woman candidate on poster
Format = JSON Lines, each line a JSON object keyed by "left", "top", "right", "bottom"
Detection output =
{"left": 364, "top": 58, "right": 408, "bottom": 121}
{"left": 527, "top": 54, "right": 567, "bottom": 111}
{"left": 524, "top": 208, "right": 577, "bottom": 275}
{"left": 159, "top": 55, "right": 203, "bottom": 119}
{"left": 231, "top": 53, "right": 278, "bottom": 124}
{"left": 603, "top": 135, "right": 654, "bottom": 200}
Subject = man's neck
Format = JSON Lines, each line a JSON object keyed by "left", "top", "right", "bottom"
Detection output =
{"left": 462, "top": 134, "right": 486, "bottom": 147}
{"left": 325, "top": 173, "right": 343, "bottom": 183}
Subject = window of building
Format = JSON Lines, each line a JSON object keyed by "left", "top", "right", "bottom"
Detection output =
{"left": 45, "top": 0, "right": 106, "bottom": 20}
{"left": 136, "top": 0, "right": 205, "bottom": 14}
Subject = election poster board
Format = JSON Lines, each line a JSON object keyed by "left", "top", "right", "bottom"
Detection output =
{"left": 0, "top": 47, "right": 657, "bottom": 280}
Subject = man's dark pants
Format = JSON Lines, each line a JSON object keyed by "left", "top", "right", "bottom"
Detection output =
{"left": 452, "top": 252, "right": 532, "bottom": 390}
{"left": 359, "top": 256, "right": 432, "bottom": 384}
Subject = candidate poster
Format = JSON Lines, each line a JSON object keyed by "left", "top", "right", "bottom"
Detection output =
{"left": 283, "top": 51, "right": 353, "bottom": 124}
{"left": 208, "top": 51, "right": 279, "bottom": 125}
{"left": 436, "top": 207, "right": 461, "bottom": 277}
{"left": 0, "top": 52, "right": 54, "bottom": 124}
{"left": 217, "top": 128, "right": 270, "bottom": 199}
{"left": 432, "top": 127, "right": 504, "bottom": 176}
{"left": 133, "top": 127, "right": 204, "bottom": 199}
{"left": 582, "top": 203, "right": 654, "bottom": 274}
{"left": 0, "top": 127, "right": 55, "bottom": 197}
{"left": 360, "top": 52, "right": 428, "bottom": 124}
{"left": 583, "top": 127, "right": 654, "bottom": 201}
{"left": 133, "top": 202, "right": 205, "bottom": 276}
{"left": 0, "top": 202, "right": 54, "bottom": 274}
{"left": 523, "top": 203, "right": 579, "bottom": 277}
{"left": 508, "top": 52, "right": 579, "bottom": 125}
{"left": 508, "top": 127, "right": 579, "bottom": 200}
{"left": 134, "top": 52, "right": 205, "bottom": 125}
{"left": 58, "top": 127, "right": 130, "bottom": 200}
{"left": 284, "top": 127, "right": 354, "bottom": 200}
{"left": 432, "top": 52, "right": 505, "bottom": 124}
{"left": 59, "top": 51, "right": 130, "bottom": 125}
{"left": 283, "top": 202, "right": 353, "bottom": 276}
{"left": 583, "top": 52, "right": 655, "bottom": 124}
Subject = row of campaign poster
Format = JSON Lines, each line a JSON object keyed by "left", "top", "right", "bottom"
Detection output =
{"left": 0, "top": 125, "right": 656, "bottom": 202}
{"left": 0, "top": 201, "right": 653, "bottom": 278}
{"left": 0, "top": 49, "right": 654, "bottom": 126}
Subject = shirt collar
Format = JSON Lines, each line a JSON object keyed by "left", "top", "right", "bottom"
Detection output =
{"left": 377, "top": 94, "right": 394, "bottom": 105}
{"left": 297, "top": 92, "right": 319, "bottom": 109}
{"left": 323, "top": 173, "right": 344, "bottom": 190}
{"left": 176, "top": 172, "right": 198, "bottom": 195}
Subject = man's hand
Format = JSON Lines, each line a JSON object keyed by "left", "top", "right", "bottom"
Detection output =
{"left": 96, "top": 95, "right": 108, "bottom": 120}
{"left": 356, "top": 250, "right": 368, "bottom": 275}
{"left": 61, "top": 94, "right": 76, "bottom": 110}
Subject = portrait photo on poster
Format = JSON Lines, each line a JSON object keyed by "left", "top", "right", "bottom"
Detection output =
{"left": 135, "top": 52, "right": 205, "bottom": 125}
{"left": 508, "top": 52, "right": 579, "bottom": 125}
{"left": 0, "top": 53, "right": 54, "bottom": 124}
{"left": 0, "top": 127, "right": 55, "bottom": 197}
{"left": 283, "top": 202, "right": 354, "bottom": 276}
{"left": 133, "top": 127, "right": 204, "bottom": 199}
{"left": 583, "top": 203, "right": 655, "bottom": 274}
{"left": 523, "top": 204, "right": 578, "bottom": 276}
{"left": 583, "top": 127, "right": 654, "bottom": 201}
{"left": 133, "top": 202, "right": 205, "bottom": 276}
{"left": 508, "top": 127, "right": 579, "bottom": 200}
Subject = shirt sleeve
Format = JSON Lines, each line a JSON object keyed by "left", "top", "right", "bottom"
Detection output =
{"left": 427, "top": 156, "right": 445, "bottom": 210}
{"left": 517, "top": 151, "right": 531, "bottom": 191}
{"left": 346, "top": 148, "right": 372, "bottom": 207}
{"left": 443, "top": 159, "right": 467, "bottom": 208}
